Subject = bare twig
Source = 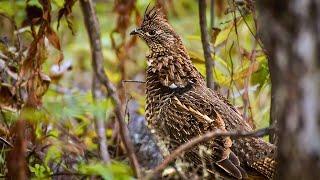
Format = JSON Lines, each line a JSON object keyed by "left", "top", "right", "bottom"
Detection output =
{"left": 122, "top": 80, "right": 146, "bottom": 84}
{"left": 0, "top": 53, "right": 9, "bottom": 61}
{"left": 79, "top": 0, "right": 141, "bottom": 177}
{"left": 210, "top": 0, "right": 215, "bottom": 30}
{"left": 242, "top": 42, "right": 257, "bottom": 128}
{"left": 0, "top": 137, "right": 13, "bottom": 148}
{"left": 227, "top": 42, "right": 235, "bottom": 99}
{"left": 92, "top": 75, "right": 111, "bottom": 163}
{"left": 199, "top": 0, "right": 215, "bottom": 89}
{"left": 146, "top": 127, "right": 273, "bottom": 178}
{"left": 48, "top": 172, "right": 89, "bottom": 178}
{"left": 232, "top": 0, "right": 240, "bottom": 49}
{"left": 235, "top": 5, "right": 265, "bottom": 53}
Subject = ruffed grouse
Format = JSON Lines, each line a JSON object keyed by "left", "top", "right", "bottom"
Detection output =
{"left": 130, "top": 7, "right": 276, "bottom": 179}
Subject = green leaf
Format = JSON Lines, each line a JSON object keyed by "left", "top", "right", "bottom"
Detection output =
{"left": 78, "top": 162, "right": 133, "bottom": 180}
{"left": 89, "top": 98, "right": 113, "bottom": 122}
{"left": 215, "top": 18, "right": 244, "bottom": 46}
{"left": 0, "top": 2, "right": 15, "bottom": 16}
{"left": 29, "top": 163, "right": 50, "bottom": 178}
{"left": 52, "top": 0, "right": 64, "bottom": 7}
{"left": 45, "top": 145, "right": 62, "bottom": 166}
{"left": 26, "top": 0, "right": 42, "bottom": 7}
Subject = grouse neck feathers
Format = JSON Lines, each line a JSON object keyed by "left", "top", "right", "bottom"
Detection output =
{"left": 130, "top": 6, "right": 276, "bottom": 179}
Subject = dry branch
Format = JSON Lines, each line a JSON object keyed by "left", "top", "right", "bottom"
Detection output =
{"left": 146, "top": 127, "right": 273, "bottom": 178}
{"left": 210, "top": 0, "right": 215, "bottom": 30}
{"left": 0, "top": 136, "right": 13, "bottom": 148}
{"left": 92, "top": 75, "right": 111, "bottom": 163}
{"left": 122, "top": 80, "right": 146, "bottom": 84}
{"left": 199, "top": 0, "right": 215, "bottom": 89}
{"left": 79, "top": 0, "right": 140, "bottom": 177}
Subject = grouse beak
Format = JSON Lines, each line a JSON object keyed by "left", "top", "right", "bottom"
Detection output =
{"left": 130, "top": 28, "right": 142, "bottom": 36}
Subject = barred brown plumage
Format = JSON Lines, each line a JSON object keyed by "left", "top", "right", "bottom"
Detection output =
{"left": 130, "top": 6, "right": 276, "bottom": 179}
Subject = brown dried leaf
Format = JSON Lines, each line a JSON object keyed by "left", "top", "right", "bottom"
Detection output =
{"left": 57, "top": 0, "right": 77, "bottom": 34}
{"left": 26, "top": 72, "right": 50, "bottom": 107}
{"left": 0, "top": 123, "right": 9, "bottom": 137}
{"left": 46, "top": 27, "right": 61, "bottom": 50}
{"left": 113, "top": 0, "right": 137, "bottom": 35}
{"left": 21, "top": 36, "right": 45, "bottom": 76}
{"left": 211, "top": 27, "right": 221, "bottom": 44}
{"left": 216, "top": 0, "right": 226, "bottom": 17}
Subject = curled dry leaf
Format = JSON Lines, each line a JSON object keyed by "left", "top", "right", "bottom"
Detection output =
{"left": 57, "top": 0, "right": 77, "bottom": 34}
{"left": 211, "top": 27, "right": 221, "bottom": 45}
{"left": 46, "top": 27, "right": 64, "bottom": 64}
{"left": 216, "top": 0, "right": 226, "bottom": 17}
{"left": 113, "top": 0, "right": 137, "bottom": 36}
{"left": 18, "top": 0, "right": 64, "bottom": 108}
{"left": 46, "top": 27, "right": 61, "bottom": 50}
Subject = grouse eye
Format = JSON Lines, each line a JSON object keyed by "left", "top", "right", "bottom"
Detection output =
{"left": 147, "top": 30, "right": 156, "bottom": 36}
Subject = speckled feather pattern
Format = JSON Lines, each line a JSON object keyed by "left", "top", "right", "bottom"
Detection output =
{"left": 145, "top": 58, "right": 276, "bottom": 178}
{"left": 135, "top": 7, "right": 276, "bottom": 179}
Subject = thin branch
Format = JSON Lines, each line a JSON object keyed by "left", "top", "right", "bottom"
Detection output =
{"left": 48, "top": 172, "right": 88, "bottom": 178}
{"left": 79, "top": 0, "right": 141, "bottom": 178}
{"left": 92, "top": 75, "right": 111, "bottom": 163}
{"left": 210, "top": 0, "right": 215, "bottom": 30}
{"left": 0, "top": 53, "right": 9, "bottom": 61}
{"left": 146, "top": 127, "right": 273, "bottom": 179}
{"left": 232, "top": 0, "right": 240, "bottom": 49}
{"left": 235, "top": 5, "right": 265, "bottom": 53}
{"left": 122, "top": 80, "right": 146, "bottom": 84}
{"left": 0, "top": 136, "right": 13, "bottom": 148}
{"left": 242, "top": 42, "right": 257, "bottom": 128}
{"left": 199, "top": 0, "right": 215, "bottom": 89}
{"left": 227, "top": 42, "right": 235, "bottom": 99}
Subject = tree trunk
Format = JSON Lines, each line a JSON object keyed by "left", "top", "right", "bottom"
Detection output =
{"left": 257, "top": 1, "right": 320, "bottom": 179}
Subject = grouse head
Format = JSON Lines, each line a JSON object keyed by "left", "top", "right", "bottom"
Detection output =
{"left": 130, "top": 7, "right": 184, "bottom": 53}
{"left": 130, "top": 6, "right": 200, "bottom": 89}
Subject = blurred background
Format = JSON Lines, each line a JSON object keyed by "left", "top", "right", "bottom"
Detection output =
{"left": 0, "top": 0, "right": 269, "bottom": 179}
